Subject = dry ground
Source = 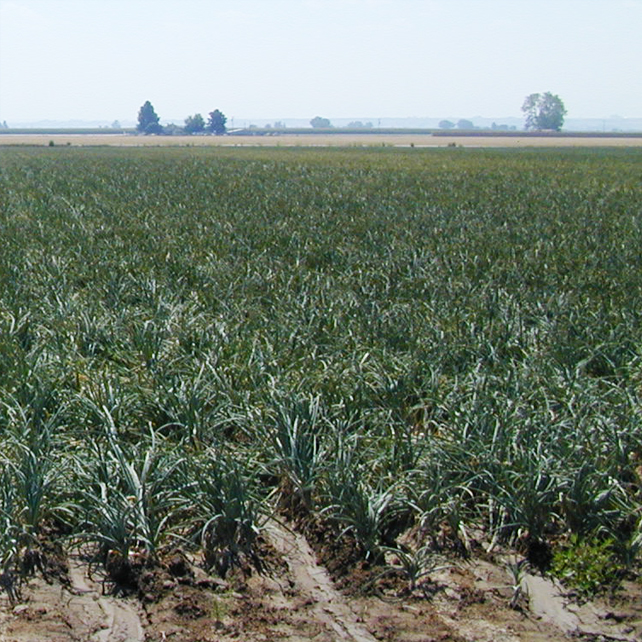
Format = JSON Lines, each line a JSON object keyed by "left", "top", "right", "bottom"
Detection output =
{"left": 1, "top": 521, "right": 640, "bottom": 642}
{"left": 2, "top": 133, "right": 642, "bottom": 147}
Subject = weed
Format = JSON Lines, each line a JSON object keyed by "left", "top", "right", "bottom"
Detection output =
{"left": 551, "top": 535, "right": 621, "bottom": 597}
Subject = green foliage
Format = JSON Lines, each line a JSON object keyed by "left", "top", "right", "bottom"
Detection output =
{"left": 74, "top": 427, "right": 189, "bottom": 564}
{"left": 137, "top": 100, "right": 163, "bottom": 135}
{"left": 323, "top": 473, "right": 398, "bottom": 561}
{"left": 379, "top": 545, "right": 450, "bottom": 596}
{"left": 182, "top": 448, "right": 263, "bottom": 576}
{"left": 551, "top": 535, "right": 621, "bottom": 597}
{"left": 207, "top": 109, "right": 227, "bottom": 135}
{"left": 0, "top": 145, "right": 641, "bottom": 585}
{"left": 184, "top": 113, "right": 205, "bottom": 134}
{"left": 522, "top": 92, "right": 567, "bottom": 131}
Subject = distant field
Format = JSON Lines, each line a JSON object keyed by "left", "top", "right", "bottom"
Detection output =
{"left": 2, "top": 132, "right": 642, "bottom": 147}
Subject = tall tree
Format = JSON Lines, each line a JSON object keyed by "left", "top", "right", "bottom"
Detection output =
{"left": 137, "top": 101, "right": 163, "bottom": 134}
{"left": 207, "top": 110, "right": 227, "bottom": 135}
{"left": 522, "top": 92, "right": 567, "bottom": 131}
{"left": 184, "top": 113, "right": 205, "bottom": 134}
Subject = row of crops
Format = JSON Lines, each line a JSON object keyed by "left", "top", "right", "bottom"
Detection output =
{"left": 1, "top": 145, "right": 641, "bottom": 595}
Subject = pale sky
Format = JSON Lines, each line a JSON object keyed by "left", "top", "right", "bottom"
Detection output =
{"left": 0, "top": 0, "right": 640, "bottom": 124}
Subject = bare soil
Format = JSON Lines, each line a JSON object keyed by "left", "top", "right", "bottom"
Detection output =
{"left": 1, "top": 522, "right": 641, "bottom": 642}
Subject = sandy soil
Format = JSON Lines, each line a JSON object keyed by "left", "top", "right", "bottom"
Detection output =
{"left": 1, "top": 524, "right": 640, "bottom": 642}
{"left": 0, "top": 554, "right": 145, "bottom": 642}
{"left": 1, "top": 133, "right": 642, "bottom": 147}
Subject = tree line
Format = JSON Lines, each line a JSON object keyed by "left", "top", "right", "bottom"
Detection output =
{"left": 313, "top": 93, "right": 567, "bottom": 133}
{"left": 137, "top": 101, "right": 227, "bottom": 135}
{"left": 439, "top": 93, "right": 567, "bottom": 132}
{"left": 136, "top": 91, "right": 567, "bottom": 136}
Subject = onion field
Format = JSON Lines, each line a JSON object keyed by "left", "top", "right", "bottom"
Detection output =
{"left": 1, "top": 145, "right": 641, "bottom": 615}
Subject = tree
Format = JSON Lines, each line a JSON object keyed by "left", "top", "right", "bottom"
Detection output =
{"left": 438, "top": 120, "right": 455, "bottom": 129}
{"left": 457, "top": 119, "right": 475, "bottom": 130}
{"left": 137, "top": 101, "right": 163, "bottom": 134}
{"left": 522, "top": 92, "right": 567, "bottom": 131}
{"left": 310, "top": 116, "right": 332, "bottom": 128}
{"left": 207, "top": 109, "right": 227, "bottom": 135}
{"left": 184, "top": 113, "right": 205, "bottom": 134}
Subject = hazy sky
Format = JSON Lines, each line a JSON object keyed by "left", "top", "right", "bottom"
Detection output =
{"left": 0, "top": 0, "right": 640, "bottom": 123}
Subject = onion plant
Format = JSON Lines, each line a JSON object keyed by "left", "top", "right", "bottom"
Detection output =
{"left": 0, "top": 468, "right": 21, "bottom": 603}
{"left": 73, "top": 424, "right": 188, "bottom": 574}
{"left": 258, "top": 393, "right": 327, "bottom": 510}
{"left": 180, "top": 447, "right": 264, "bottom": 576}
